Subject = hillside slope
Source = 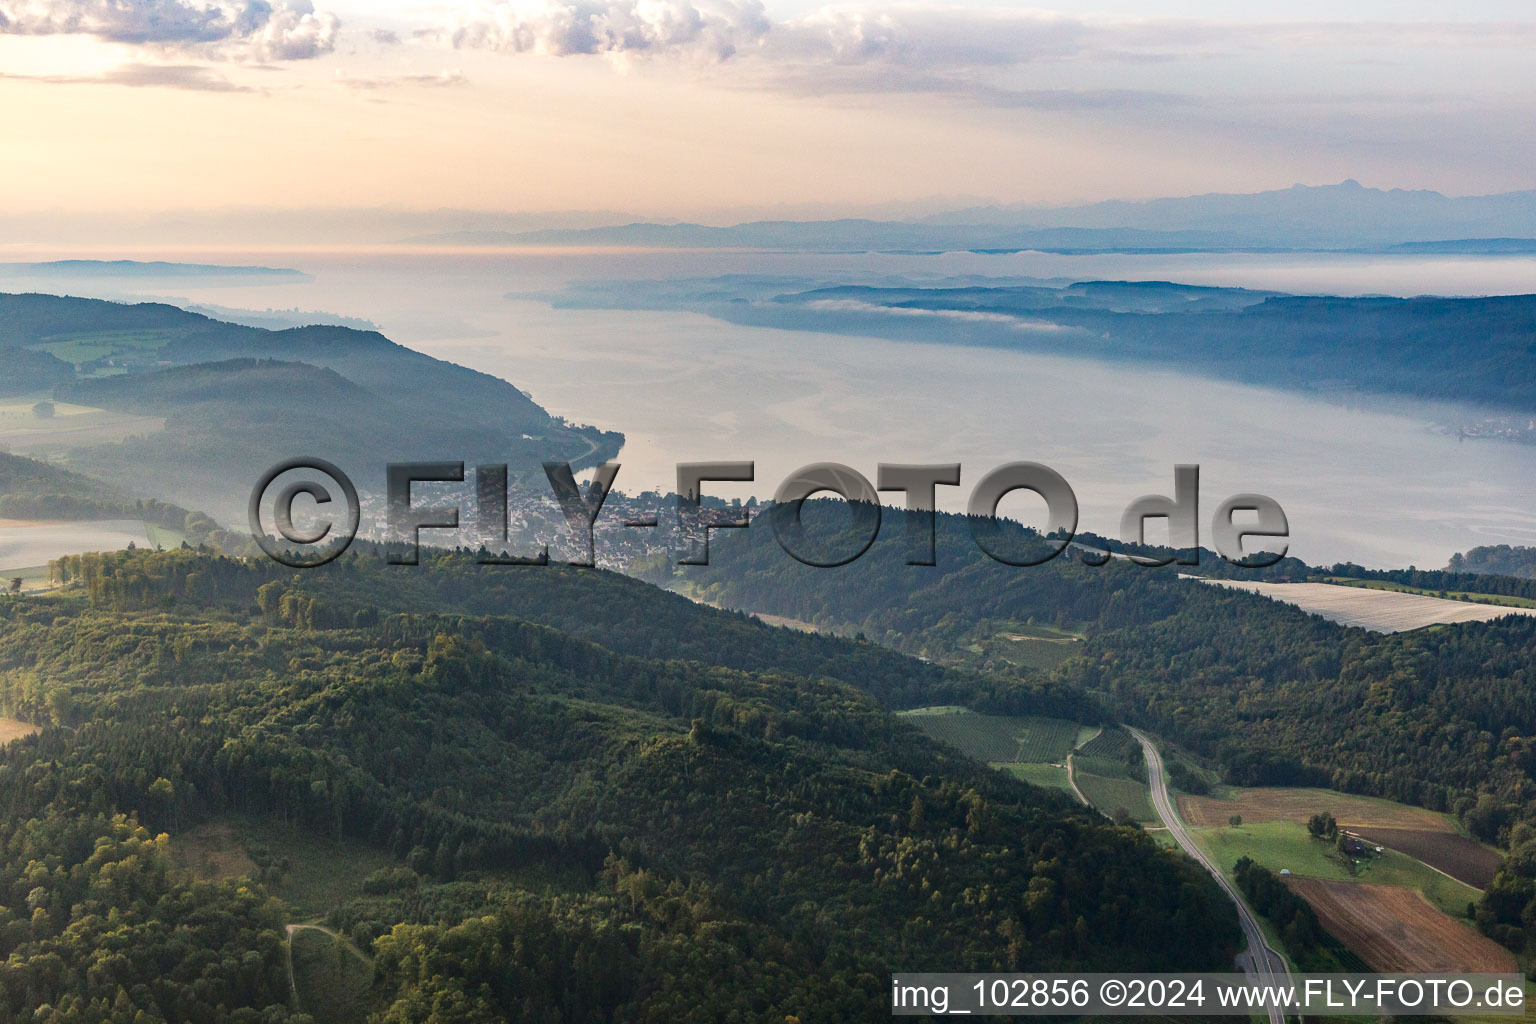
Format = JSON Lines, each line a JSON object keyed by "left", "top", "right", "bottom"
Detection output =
{"left": 0, "top": 548, "right": 1240, "bottom": 1019}
{"left": 0, "top": 292, "right": 621, "bottom": 519}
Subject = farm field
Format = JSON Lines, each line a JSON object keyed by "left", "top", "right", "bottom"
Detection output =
{"left": 1323, "top": 576, "right": 1536, "bottom": 609}
{"left": 0, "top": 718, "right": 38, "bottom": 745}
{"left": 1198, "top": 578, "right": 1536, "bottom": 632}
{"left": 0, "top": 400, "right": 165, "bottom": 452}
{"left": 0, "top": 399, "right": 102, "bottom": 420}
{"left": 1191, "top": 821, "right": 1482, "bottom": 919}
{"left": 1355, "top": 827, "right": 1504, "bottom": 889}
{"left": 1075, "top": 772, "right": 1156, "bottom": 824}
{"left": 984, "top": 622, "right": 1085, "bottom": 670}
{"left": 0, "top": 518, "right": 149, "bottom": 571}
{"left": 1075, "top": 727, "right": 1141, "bottom": 778}
{"left": 751, "top": 611, "right": 825, "bottom": 633}
{"left": 26, "top": 328, "right": 182, "bottom": 367}
{"left": 1282, "top": 877, "right": 1516, "bottom": 973}
{"left": 1178, "top": 786, "right": 1456, "bottom": 832}
{"left": 1198, "top": 577, "right": 1536, "bottom": 632}
{"left": 903, "top": 711, "right": 1152, "bottom": 822}
{"left": 997, "top": 761, "right": 1075, "bottom": 794}
{"left": 31, "top": 338, "right": 122, "bottom": 365}
{"left": 899, "top": 707, "right": 1081, "bottom": 764}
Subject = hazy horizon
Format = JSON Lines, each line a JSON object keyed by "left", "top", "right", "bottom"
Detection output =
{"left": 0, "top": 176, "right": 1527, "bottom": 221}
{"left": 7, "top": 177, "right": 1536, "bottom": 252}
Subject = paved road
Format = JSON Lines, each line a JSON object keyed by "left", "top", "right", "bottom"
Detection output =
{"left": 1128, "top": 727, "right": 1292, "bottom": 1024}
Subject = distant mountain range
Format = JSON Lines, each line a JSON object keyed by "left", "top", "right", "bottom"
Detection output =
{"left": 9, "top": 181, "right": 1536, "bottom": 252}
{"left": 929, "top": 180, "right": 1536, "bottom": 247}
{"left": 0, "top": 208, "right": 655, "bottom": 248}
{"left": 405, "top": 222, "right": 1255, "bottom": 252}
{"left": 406, "top": 181, "right": 1536, "bottom": 252}
{"left": 0, "top": 260, "right": 304, "bottom": 278}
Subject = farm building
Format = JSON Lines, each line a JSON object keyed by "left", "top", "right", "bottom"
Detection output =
{"left": 1340, "top": 834, "right": 1371, "bottom": 858}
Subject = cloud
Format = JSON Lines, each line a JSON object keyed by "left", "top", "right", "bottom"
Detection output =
{"left": 773, "top": 7, "right": 1101, "bottom": 69}
{"left": 338, "top": 69, "right": 467, "bottom": 89}
{"left": 446, "top": 0, "right": 770, "bottom": 61}
{"left": 440, "top": 3, "right": 1536, "bottom": 89}
{"left": 246, "top": 1, "right": 338, "bottom": 59}
{"left": 804, "top": 298, "right": 1076, "bottom": 333}
{"left": 371, "top": 28, "right": 401, "bottom": 46}
{"left": 440, "top": 5, "right": 1176, "bottom": 68}
{"left": 761, "top": 10, "right": 1536, "bottom": 79}
{"left": 0, "top": 0, "right": 340, "bottom": 60}
{"left": 0, "top": 62, "right": 253, "bottom": 91}
{"left": 765, "top": 61, "right": 1188, "bottom": 111}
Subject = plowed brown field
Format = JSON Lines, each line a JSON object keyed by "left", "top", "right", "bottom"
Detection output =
{"left": 1356, "top": 827, "right": 1504, "bottom": 889}
{"left": 1284, "top": 877, "right": 1515, "bottom": 973}
{"left": 1178, "top": 787, "right": 1452, "bottom": 831}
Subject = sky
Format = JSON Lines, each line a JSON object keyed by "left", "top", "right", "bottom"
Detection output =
{"left": 2, "top": 1, "right": 1535, "bottom": 219}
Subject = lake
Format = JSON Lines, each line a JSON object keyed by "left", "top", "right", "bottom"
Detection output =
{"left": 4, "top": 245, "right": 1536, "bottom": 568}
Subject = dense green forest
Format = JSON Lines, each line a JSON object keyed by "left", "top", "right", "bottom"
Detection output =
{"left": 666, "top": 506, "right": 1536, "bottom": 950}
{"left": 0, "top": 348, "right": 72, "bottom": 396}
{"left": 1448, "top": 545, "right": 1536, "bottom": 580}
{"left": 1326, "top": 559, "right": 1536, "bottom": 600}
{"left": 0, "top": 547, "right": 1239, "bottom": 1020}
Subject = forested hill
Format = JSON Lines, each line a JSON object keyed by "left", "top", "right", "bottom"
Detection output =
{"left": 665, "top": 507, "right": 1536, "bottom": 951}
{"left": 0, "top": 450, "right": 151, "bottom": 522}
{"left": 669, "top": 509, "right": 1536, "bottom": 826}
{"left": 0, "top": 548, "right": 1238, "bottom": 1020}
{"left": 546, "top": 275, "right": 1536, "bottom": 415}
{"left": 0, "top": 450, "right": 251, "bottom": 553}
{"left": 1449, "top": 544, "right": 1536, "bottom": 579}
{"left": 52, "top": 543, "right": 1107, "bottom": 722}
{"left": 767, "top": 289, "right": 1536, "bottom": 412}
{"left": 0, "top": 292, "right": 621, "bottom": 520}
